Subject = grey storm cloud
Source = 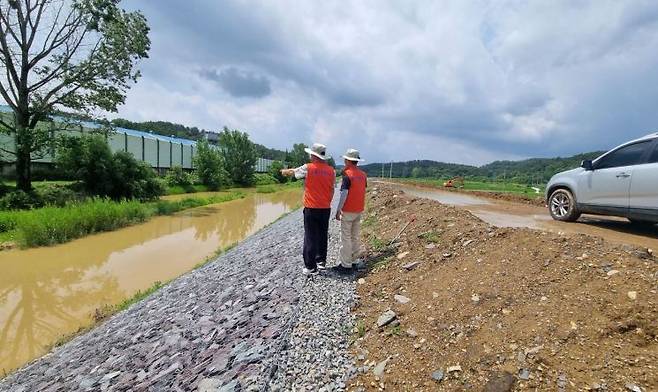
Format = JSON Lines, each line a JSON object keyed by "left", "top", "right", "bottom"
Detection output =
{"left": 116, "top": 0, "right": 658, "bottom": 165}
{"left": 201, "top": 67, "right": 271, "bottom": 98}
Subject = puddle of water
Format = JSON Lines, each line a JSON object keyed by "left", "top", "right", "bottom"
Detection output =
{"left": 394, "top": 183, "right": 658, "bottom": 249}
{"left": 402, "top": 186, "right": 490, "bottom": 206}
{"left": 0, "top": 189, "right": 301, "bottom": 374}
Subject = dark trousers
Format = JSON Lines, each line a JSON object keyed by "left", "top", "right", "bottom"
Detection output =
{"left": 303, "top": 207, "right": 331, "bottom": 270}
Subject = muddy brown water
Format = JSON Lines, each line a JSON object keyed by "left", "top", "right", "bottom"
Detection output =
{"left": 0, "top": 189, "right": 302, "bottom": 375}
{"left": 389, "top": 183, "right": 658, "bottom": 250}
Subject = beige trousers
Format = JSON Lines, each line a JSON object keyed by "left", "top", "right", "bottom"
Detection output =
{"left": 340, "top": 212, "right": 362, "bottom": 268}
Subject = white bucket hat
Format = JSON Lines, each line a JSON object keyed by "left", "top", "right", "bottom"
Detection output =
{"left": 304, "top": 143, "right": 331, "bottom": 160}
{"left": 342, "top": 148, "right": 365, "bottom": 162}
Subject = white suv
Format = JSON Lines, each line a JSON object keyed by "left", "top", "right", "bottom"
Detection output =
{"left": 546, "top": 132, "right": 658, "bottom": 225}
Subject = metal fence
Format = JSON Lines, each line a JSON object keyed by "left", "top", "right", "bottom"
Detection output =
{"left": 0, "top": 121, "right": 275, "bottom": 173}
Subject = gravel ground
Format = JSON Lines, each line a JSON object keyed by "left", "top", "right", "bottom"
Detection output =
{"left": 268, "top": 227, "right": 358, "bottom": 391}
{"left": 0, "top": 199, "right": 357, "bottom": 391}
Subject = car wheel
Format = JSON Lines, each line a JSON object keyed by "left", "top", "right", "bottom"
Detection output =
{"left": 549, "top": 189, "right": 580, "bottom": 222}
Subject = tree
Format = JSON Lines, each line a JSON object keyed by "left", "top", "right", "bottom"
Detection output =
{"left": 193, "top": 139, "right": 227, "bottom": 190}
{"left": 0, "top": 0, "right": 150, "bottom": 191}
{"left": 218, "top": 127, "right": 257, "bottom": 186}
{"left": 289, "top": 143, "right": 308, "bottom": 167}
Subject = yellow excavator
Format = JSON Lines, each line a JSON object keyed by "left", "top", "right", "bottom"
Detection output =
{"left": 443, "top": 176, "right": 465, "bottom": 188}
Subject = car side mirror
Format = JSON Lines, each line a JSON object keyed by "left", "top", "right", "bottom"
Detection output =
{"left": 581, "top": 159, "right": 594, "bottom": 171}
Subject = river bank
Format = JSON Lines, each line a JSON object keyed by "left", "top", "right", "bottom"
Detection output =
{"left": 0, "top": 188, "right": 302, "bottom": 375}
{"left": 0, "top": 194, "right": 358, "bottom": 391}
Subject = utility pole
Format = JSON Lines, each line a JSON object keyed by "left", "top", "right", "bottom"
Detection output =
{"left": 381, "top": 163, "right": 384, "bottom": 178}
{"left": 389, "top": 162, "right": 393, "bottom": 178}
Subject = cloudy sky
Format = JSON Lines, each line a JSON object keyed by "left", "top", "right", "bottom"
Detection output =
{"left": 117, "top": 0, "right": 658, "bottom": 165}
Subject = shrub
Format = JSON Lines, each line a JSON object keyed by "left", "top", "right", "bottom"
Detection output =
{"left": 36, "top": 185, "right": 80, "bottom": 207}
{"left": 57, "top": 134, "right": 115, "bottom": 196}
{"left": 109, "top": 152, "right": 165, "bottom": 201}
{"left": 165, "top": 166, "right": 193, "bottom": 187}
{"left": 268, "top": 161, "right": 288, "bottom": 184}
{"left": 254, "top": 173, "right": 278, "bottom": 186}
{"left": 57, "top": 135, "right": 164, "bottom": 200}
{"left": 0, "top": 190, "right": 42, "bottom": 210}
{"left": 193, "top": 139, "right": 229, "bottom": 190}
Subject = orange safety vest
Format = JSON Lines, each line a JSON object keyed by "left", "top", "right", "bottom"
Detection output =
{"left": 342, "top": 166, "right": 367, "bottom": 213}
{"left": 303, "top": 162, "right": 335, "bottom": 209}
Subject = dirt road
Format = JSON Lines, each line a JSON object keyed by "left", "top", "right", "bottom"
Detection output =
{"left": 379, "top": 181, "right": 658, "bottom": 251}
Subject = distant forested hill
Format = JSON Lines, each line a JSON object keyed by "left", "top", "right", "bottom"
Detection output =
{"left": 111, "top": 118, "right": 204, "bottom": 140}
{"left": 361, "top": 151, "right": 605, "bottom": 184}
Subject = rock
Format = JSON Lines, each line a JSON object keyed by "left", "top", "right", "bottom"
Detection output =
{"left": 471, "top": 294, "right": 480, "bottom": 303}
{"left": 606, "top": 270, "right": 620, "bottom": 276}
{"left": 525, "top": 345, "right": 543, "bottom": 355}
{"left": 373, "top": 358, "right": 390, "bottom": 378}
{"left": 446, "top": 365, "right": 462, "bottom": 373}
{"left": 406, "top": 328, "right": 417, "bottom": 337}
{"left": 431, "top": 369, "right": 444, "bottom": 382}
{"left": 397, "top": 251, "right": 409, "bottom": 260}
{"left": 394, "top": 295, "right": 411, "bottom": 304}
{"left": 402, "top": 262, "right": 420, "bottom": 271}
{"left": 100, "top": 371, "right": 121, "bottom": 383}
{"left": 432, "top": 292, "right": 439, "bottom": 298}
{"left": 425, "top": 243, "right": 436, "bottom": 249}
{"left": 625, "top": 384, "right": 642, "bottom": 392}
{"left": 627, "top": 291, "right": 637, "bottom": 300}
{"left": 483, "top": 371, "right": 515, "bottom": 392}
{"left": 518, "top": 368, "right": 530, "bottom": 380}
{"left": 376, "top": 310, "right": 397, "bottom": 328}
{"left": 462, "top": 239, "right": 474, "bottom": 247}
{"left": 358, "top": 278, "right": 366, "bottom": 285}
{"left": 197, "top": 378, "right": 222, "bottom": 391}
{"left": 557, "top": 373, "right": 568, "bottom": 391}
{"left": 442, "top": 253, "right": 452, "bottom": 258}
{"left": 218, "top": 380, "right": 240, "bottom": 392}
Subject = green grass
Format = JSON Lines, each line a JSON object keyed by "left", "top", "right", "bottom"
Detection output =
{"left": 165, "top": 184, "right": 210, "bottom": 195}
{"left": 393, "top": 177, "right": 544, "bottom": 197}
{"left": 418, "top": 230, "right": 440, "bottom": 243}
{"left": 2, "top": 180, "right": 75, "bottom": 190}
{"left": 0, "top": 191, "right": 246, "bottom": 248}
{"left": 356, "top": 320, "right": 366, "bottom": 338}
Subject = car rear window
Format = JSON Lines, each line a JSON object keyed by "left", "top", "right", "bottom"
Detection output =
{"left": 596, "top": 141, "right": 651, "bottom": 169}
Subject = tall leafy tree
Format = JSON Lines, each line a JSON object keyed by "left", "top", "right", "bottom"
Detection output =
{"left": 289, "top": 143, "right": 308, "bottom": 167}
{"left": 0, "top": 0, "right": 150, "bottom": 191}
{"left": 218, "top": 127, "right": 257, "bottom": 186}
{"left": 193, "top": 139, "right": 228, "bottom": 190}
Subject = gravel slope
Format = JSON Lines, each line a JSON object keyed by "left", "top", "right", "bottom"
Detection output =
{"left": 0, "top": 202, "right": 357, "bottom": 392}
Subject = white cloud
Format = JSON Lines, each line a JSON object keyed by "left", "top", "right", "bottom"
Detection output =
{"left": 114, "top": 0, "right": 658, "bottom": 163}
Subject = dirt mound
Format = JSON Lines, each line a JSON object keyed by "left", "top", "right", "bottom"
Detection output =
{"left": 349, "top": 185, "right": 657, "bottom": 391}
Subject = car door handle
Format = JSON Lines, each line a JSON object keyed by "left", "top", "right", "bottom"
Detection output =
{"left": 616, "top": 172, "right": 631, "bottom": 178}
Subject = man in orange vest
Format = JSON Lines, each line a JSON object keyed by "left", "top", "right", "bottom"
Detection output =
{"left": 281, "top": 143, "right": 336, "bottom": 275}
{"left": 333, "top": 148, "right": 367, "bottom": 274}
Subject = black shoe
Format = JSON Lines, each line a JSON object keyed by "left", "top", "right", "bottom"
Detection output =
{"left": 317, "top": 261, "right": 327, "bottom": 270}
{"left": 331, "top": 265, "right": 354, "bottom": 275}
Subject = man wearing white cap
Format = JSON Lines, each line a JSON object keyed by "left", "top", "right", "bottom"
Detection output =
{"left": 332, "top": 148, "right": 367, "bottom": 274}
{"left": 281, "top": 143, "right": 336, "bottom": 275}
